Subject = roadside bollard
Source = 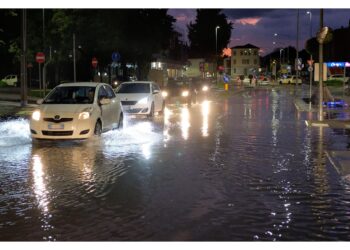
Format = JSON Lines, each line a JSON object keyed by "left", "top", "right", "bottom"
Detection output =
{"left": 225, "top": 83, "right": 229, "bottom": 91}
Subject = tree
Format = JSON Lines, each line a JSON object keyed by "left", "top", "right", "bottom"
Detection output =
{"left": 187, "top": 9, "right": 233, "bottom": 59}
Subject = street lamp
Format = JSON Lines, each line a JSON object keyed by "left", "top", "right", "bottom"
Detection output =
{"left": 279, "top": 48, "right": 284, "bottom": 69}
{"left": 306, "top": 11, "right": 313, "bottom": 109}
{"left": 215, "top": 26, "right": 220, "bottom": 84}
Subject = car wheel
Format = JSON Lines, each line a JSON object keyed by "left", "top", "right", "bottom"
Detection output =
{"left": 117, "top": 113, "right": 123, "bottom": 129}
{"left": 94, "top": 120, "right": 102, "bottom": 136}
{"left": 147, "top": 102, "right": 154, "bottom": 118}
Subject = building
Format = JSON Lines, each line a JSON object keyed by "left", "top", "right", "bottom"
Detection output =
{"left": 227, "top": 44, "right": 260, "bottom": 78}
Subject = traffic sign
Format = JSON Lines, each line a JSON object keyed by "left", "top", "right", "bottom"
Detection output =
{"left": 308, "top": 66, "right": 313, "bottom": 72}
{"left": 307, "top": 60, "right": 314, "bottom": 66}
{"left": 223, "top": 74, "right": 230, "bottom": 83}
{"left": 112, "top": 52, "right": 121, "bottom": 62}
{"left": 91, "top": 57, "right": 98, "bottom": 68}
{"left": 36, "top": 52, "right": 45, "bottom": 64}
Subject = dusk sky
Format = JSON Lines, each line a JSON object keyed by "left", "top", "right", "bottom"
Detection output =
{"left": 167, "top": 9, "right": 350, "bottom": 55}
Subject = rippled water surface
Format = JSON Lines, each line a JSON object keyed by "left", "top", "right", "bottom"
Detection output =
{"left": 1, "top": 87, "right": 350, "bottom": 241}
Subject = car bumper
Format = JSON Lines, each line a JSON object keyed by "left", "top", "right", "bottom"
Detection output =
{"left": 122, "top": 104, "right": 150, "bottom": 115}
{"left": 30, "top": 118, "right": 95, "bottom": 140}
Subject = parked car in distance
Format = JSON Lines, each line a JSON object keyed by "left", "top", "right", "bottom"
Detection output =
{"left": 1, "top": 75, "right": 18, "bottom": 86}
{"left": 115, "top": 81, "right": 165, "bottom": 117}
{"left": 279, "top": 75, "right": 302, "bottom": 85}
{"left": 30, "top": 82, "right": 123, "bottom": 140}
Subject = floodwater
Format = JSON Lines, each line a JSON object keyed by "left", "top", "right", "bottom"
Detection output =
{"left": 1, "top": 87, "right": 350, "bottom": 241}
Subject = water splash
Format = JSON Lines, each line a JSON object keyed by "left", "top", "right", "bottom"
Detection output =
{"left": 0, "top": 118, "right": 32, "bottom": 147}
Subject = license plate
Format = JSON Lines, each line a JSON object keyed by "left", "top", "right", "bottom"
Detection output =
{"left": 48, "top": 123, "right": 64, "bottom": 130}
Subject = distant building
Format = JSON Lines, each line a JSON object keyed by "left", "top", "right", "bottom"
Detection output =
{"left": 227, "top": 44, "right": 260, "bottom": 78}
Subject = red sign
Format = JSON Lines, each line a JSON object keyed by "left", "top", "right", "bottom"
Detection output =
{"left": 36, "top": 52, "right": 45, "bottom": 64}
{"left": 307, "top": 60, "right": 314, "bottom": 66}
{"left": 91, "top": 57, "right": 98, "bottom": 68}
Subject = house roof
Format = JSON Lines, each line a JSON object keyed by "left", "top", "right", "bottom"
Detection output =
{"left": 231, "top": 44, "right": 259, "bottom": 49}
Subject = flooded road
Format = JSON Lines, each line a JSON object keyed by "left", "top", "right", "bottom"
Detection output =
{"left": 1, "top": 87, "right": 350, "bottom": 241}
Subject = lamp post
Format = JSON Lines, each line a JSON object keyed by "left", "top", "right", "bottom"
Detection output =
{"left": 279, "top": 48, "right": 284, "bottom": 71}
{"left": 307, "top": 11, "right": 313, "bottom": 110}
{"left": 73, "top": 33, "right": 76, "bottom": 82}
{"left": 215, "top": 26, "right": 220, "bottom": 84}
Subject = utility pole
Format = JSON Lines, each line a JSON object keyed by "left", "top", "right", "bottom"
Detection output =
{"left": 307, "top": 11, "right": 313, "bottom": 110}
{"left": 215, "top": 26, "right": 220, "bottom": 85}
{"left": 296, "top": 9, "right": 300, "bottom": 87}
{"left": 20, "top": 9, "right": 28, "bottom": 107}
{"left": 319, "top": 9, "right": 324, "bottom": 121}
{"left": 73, "top": 33, "right": 76, "bottom": 82}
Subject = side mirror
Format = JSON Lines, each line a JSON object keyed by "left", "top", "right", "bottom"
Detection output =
{"left": 99, "top": 97, "right": 111, "bottom": 105}
{"left": 36, "top": 99, "right": 43, "bottom": 105}
{"left": 153, "top": 90, "right": 160, "bottom": 94}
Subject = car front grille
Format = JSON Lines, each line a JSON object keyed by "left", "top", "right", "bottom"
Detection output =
{"left": 42, "top": 130, "right": 74, "bottom": 136}
{"left": 121, "top": 101, "right": 138, "bottom": 105}
{"left": 43, "top": 118, "right": 73, "bottom": 123}
{"left": 125, "top": 108, "right": 143, "bottom": 113}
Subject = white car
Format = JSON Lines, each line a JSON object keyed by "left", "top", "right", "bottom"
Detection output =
{"left": 115, "top": 81, "right": 165, "bottom": 117}
{"left": 30, "top": 82, "right": 123, "bottom": 140}
{"left": 279, "top": 75, "right": 302, "bottom": 85}
{"left": 1, "top": 75, "right": 18, "bottom": 86}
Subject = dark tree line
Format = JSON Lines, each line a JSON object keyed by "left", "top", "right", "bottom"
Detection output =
{"left": 1, "top": 9, "right": 233, "bottom": 85}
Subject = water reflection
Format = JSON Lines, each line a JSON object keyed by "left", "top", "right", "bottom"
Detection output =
{"left": 181, "top": 107, "right": 190, "bottom": 140}
{"left": 201, "top": 101, "right": 210, "bottom": 137}
{"left": 32, "top": 154, "right": 49, "bottom": 213}
{"left": 30, "top": 152, "right": 55, "bottom": 240}
{"left": 163, "top": 107, "right": 172, "bottom": 143}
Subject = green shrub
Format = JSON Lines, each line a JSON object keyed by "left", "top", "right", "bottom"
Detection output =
{"left": 0, "top": 81, "right": 8, "bottom": 87}
{"left": 324, "top": 80, "right": 345, "bottom": 86}
{"left": 29, "top": 89, "right": 51, "bottom": 98}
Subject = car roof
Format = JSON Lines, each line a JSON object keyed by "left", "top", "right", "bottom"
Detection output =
{"left": 121, "top": 81, "right": 153, "bottom": 85}
{"left": 58, "top": 82, "right": 105, "bottom": 87}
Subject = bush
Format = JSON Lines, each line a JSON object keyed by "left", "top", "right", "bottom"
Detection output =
{"left": 324, "top": 80, "right": 345, "bottom": 86}
{"left": 0, "top": 81, "right": 8, "bottom": 87}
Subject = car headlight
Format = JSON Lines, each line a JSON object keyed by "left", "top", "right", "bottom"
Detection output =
{"left": 182, "top": 90, "right": 189, "bottom": 97}
{"left": 78, "top": 107, "right": 93, "bottom": 120}
{"left": 162, "top": 91, "right": 168, "bottom": 97}
{"left": 32, "top": 110, "right": 41, "bottom": 121}
{"left": 78, "top": 112, "right": 90, "bottom": 120}
{"left": 137, "top": 97, "right": 148, "bottom": 105}
{"left": 202, "top": 86, "right": 209, "bottom": 92}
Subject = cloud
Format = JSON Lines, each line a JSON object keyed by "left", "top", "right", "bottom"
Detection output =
{"left": 236, "top": 17, "right": 262, "bottom": 26}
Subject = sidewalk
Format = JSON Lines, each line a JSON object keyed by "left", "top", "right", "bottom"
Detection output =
{"left": 0, "top": 92, "right": 38, "bottom": 119}
{"left": 326, "top": 151, "right": 350, "bottom": 180}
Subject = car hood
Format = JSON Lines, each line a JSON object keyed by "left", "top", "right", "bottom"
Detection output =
{"left": 39, "top": 104, "right": 92, "bottom": 115}
{"left": 115, "top": 93, "right": 150, "bottom": 101}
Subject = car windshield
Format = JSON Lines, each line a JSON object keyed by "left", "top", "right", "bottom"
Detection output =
{"left": 43, "top": 86, "right": 96, "bottom": 104}
{"left": 116, "top": 83, "right": 150, "bottom": 93}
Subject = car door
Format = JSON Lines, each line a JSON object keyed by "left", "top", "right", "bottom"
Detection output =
{"left": 104, "top": 84, "right": 120, "bottom": 126}
{"left": 97, "top": 85, "right": 112, "bottom": 130}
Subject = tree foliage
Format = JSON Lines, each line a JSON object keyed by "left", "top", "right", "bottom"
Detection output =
{"left": 187, "top": 9, "right": 233, "bottom": 59}
{"left": 0, "top": 9, "right": 177, "bottom": 82}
